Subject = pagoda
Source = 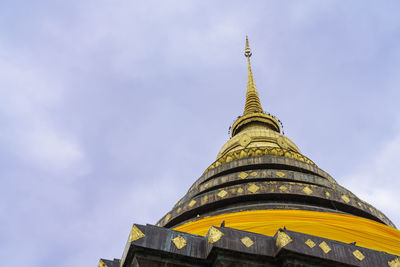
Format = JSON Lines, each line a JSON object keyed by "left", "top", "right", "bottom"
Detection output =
{"left": 99, "top": 37, "right": 400, "bottom": 267}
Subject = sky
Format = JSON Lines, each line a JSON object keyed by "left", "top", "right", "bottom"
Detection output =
{"left": 1, "top": 0, "right": 400, "bottom": 266}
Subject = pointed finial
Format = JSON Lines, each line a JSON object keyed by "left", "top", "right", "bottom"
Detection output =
{"left": 243, "top": 36, "right": 263, "bottom": 115}
{"left": 245, "top": 36, "right": 252, "bottom": 57}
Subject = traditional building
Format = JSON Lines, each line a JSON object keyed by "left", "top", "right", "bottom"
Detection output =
{"left": 99, "top": 38, "right": 400, "bottom": 267}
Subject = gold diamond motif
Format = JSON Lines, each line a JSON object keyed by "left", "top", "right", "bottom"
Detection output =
{"left": 352, "top": 249, "right": 365, "bottom": 261}
{"left": 238, "top": 172, "right": 249, "bottom": 179}
{"left": 165, "top": 213, "right": 171, "bottom": 223}
{"left": 241, "top": 236, "right": 254, "bottom": 247}
{"left": 248, "top": 183, "right": 260, "bottom": 193}
{"left": 302, "top": 186, "right": 313, "bottom": 195}
{"left": 276, "top": 171, "right": 286, "bottom": 178}
{"left": 357, "top": 202, "right": 362, "bottom": 207}
{"left": 129, "top": 225, "right": 145, "bottom": 242}
{"left": 172, "top": 235, "right": 187, "bottom": 249}
{"left": 319, "top": 241, "right": 331, "bottom": 254}
{"left": 389, "top": 257, "right": 400, "bottom": 267}
{"left": 276, "top": 231, "right": 293, "bottom": 248}
{"left": 98, "top": 259, "right": 108, "bottom": 267}
{"left": 217, "top": 190, "right": 228, "bottom": 198}
{"left": 238, "top": 188, "right": 244, "bottom": 194}
{"left": 325, "top": 192, "right": 331, "bottom": 198}
{"left": 279, "top": 185, "right": 288, "bottom": 192}
{"left": 250, "top": 171, "right": 258, "bottom": 177}
{"left": 341, "top": 195, "right": 350, "bottom": 203}
{"left": 305, "top": 239, "right": 316, "bottom": 248}
{"left": 208, "top": 227, "right": 224, "bottom": 243}
{"left": 188, "top": 200, "right": 196, "bottom": 207}
{"left": 177, "top": 207, "right": 182, "bottom": 213}
{"left": 239, "top": 134, "right": 251, "bottom": 147}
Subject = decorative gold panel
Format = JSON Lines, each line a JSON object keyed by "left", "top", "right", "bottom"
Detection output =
{"left": 238, "top": 172, "right": 248, "bottom": 179}
{"left": 250, "top": 171, "right": 258, "bottom": 177}
{"left": 208, "top": 227, "right": 223, "bottom": 243}
{"left": 240, "top": 236, "right": 254, "bottom": 247}
{"left": 302, "top": 186, "right": 313, "bottom": 195}
{"left": 248, "top": 183, "right": 260, "bottom": 193}
{"left": 188, "top": 200, "right": 196, "bottom": 207}
{"left": 172, "top": 236, "right": 187, "bottom": 249}
{"left": 276, "top": 231, "right": 292, "bottom": 248}
{"left": 341, "top": 195, "right": 350, "bottom": 203}
{"left": 237, "top": 188, "right": 244, "bottom": 194}
{"left": 319, "top": 241, "right": 331, "bottom": 254}
{"left": 217, "top": 190, "right": 228, "bottom": 198}
{"left": 325, "top": 192, "right": 331, "bottom": 198}
{"left": 276, "top": 171, "right": 286, "bottom": 178}
{"left": 165, "top": 213, "right": 171, "bottom": 223}
{"left": 389, "top": 257, "right": 400, "bottom": 267}
{"left": 98, "top": 259, "right": 108, "bottom": 267}
{"left": 305, "top": 239, "right": 316, "bottom": 248}
{"left": 129, "top": 225, "right": 145, "bottom": 242}
{"left": 177, "top": 207, "right": 181, "bottom": 213}
{"left": 279, "top": 185, "right": 288, "bottom": 192}
{"left": 352, "top": 249, "right": 365, "bottom": 261}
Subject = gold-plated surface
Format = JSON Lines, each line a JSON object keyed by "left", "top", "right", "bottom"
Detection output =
{"left": 208, "top": 227, "right": 223, "bottom": 243}
{"left": 276, "top": 171, "right": 286, "bottom": 178}
{"left": 276, "top": 230, "right": 293, "bottom": 248}
{"left": 239, "top": 134, "right": 251, "bottom": 147}
{"left": 243, "top": 37, "right": 263, "bottom": 116}
{"left": 129, "top": 225, "right": 145, "bottom": 242}
{"left": 342, "top": 195, "right": 350, "bottom": 203}
{"left": 319, "top": 241, "right": 331, "bottom": 254}
{"left": 240, "top": 236, "right": 254, "bottom": 247}
{"left": 217, "top": 190, "right": 228, "bottom": 198}
{"left": 238, "top": 172, "right": 248, "bottom": 179}
{"left": 352, "top": 249, "right": 365, "bottom": 261}
{"left": 172, "top": 236, "right": 187, "bottom": 249}
{"left": 305, "top": 239, "right": 316, "bottom": 248}
{"left": 247, "top": 183, "right": 260, "bottom": 193}
{"left": 207, "top": 146, "right": 314, "bottom": 174}
{"left": 389, "top": 257, "right": 400, "bottom": 267}
{"left": 303, "top": 186, "right": 313, "bottom": 195}
{"left": 98, "top": 259, "right": 108, "bottom": 267}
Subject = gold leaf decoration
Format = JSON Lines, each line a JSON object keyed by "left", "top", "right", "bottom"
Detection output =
{"left": 177, "top": 207, "right": 181, "bottom": 213}
{"left": 302, "top": 186, "right": 313, "bottom": 195}
{"left": 319, "top": 241, "right": 331, "bottom": 254}
{"left": 217, "top": 190, "right": 228, "bottom": 198}
{"left": 325, "top": 192, "right": 331, "bottom": 198}
{"left": 237, "top": 188, "right": 244, "bottom": 194}
{"left": 188, "top": 200, "right": 196, "bottom": 207}
{"left": 250, "top": 171, "right": 258, "bottom": 177}
{"left": 276, "top": 171, "right": 286, "bottom": 178}
{"left": 165, "top": 213, "right": 171, "bottom": 223}
{"left": 172, "top": 236, "right": 187, "bottom": 250}
{"left": 98, "top": 259, "right": 108, "bottom": 267}
{"left": 238, "top": 172, "right": 249, "bottom": 179}
{"left": 240, "top": 236, "right": 254, "bottom": 248}
{"left": 305, "top": 239, "right": 316, "bottom": 248}
{"left": 208, "top": 227, "right": 224, "bottom": 244}
{"left": 129, "top": 225, "right": 145, "bottom": 242}
{"left": 248, "top": 183, "right": 260, "bottom": 194}
{"left": 276, "top": 230, "right": 293, "bottom": 248}
{"left": 341, "top": 195, "right": 350, "bottom": 203}
{"left": 352, "top": 249, "right": 365, "bottom": 261}
{"left": 279, "top": 185, "right": 288, "bottom": 192}
{"left": 388, "top": 257, "right": 400, "bottom": 267}
{"left": 239, "top": 134, "right": 251, "bottom": 147}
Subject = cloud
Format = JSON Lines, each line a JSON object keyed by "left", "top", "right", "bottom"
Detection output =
{"left": 342, "top": 132, "right": 400, "bottom": 227}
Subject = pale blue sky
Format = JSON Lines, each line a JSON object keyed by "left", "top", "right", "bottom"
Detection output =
{"left": 1, "top": 1, "right": 400, "bottom": 266}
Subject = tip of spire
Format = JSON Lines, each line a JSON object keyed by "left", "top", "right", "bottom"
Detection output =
{"left": 245, "top": 36, "right": 252, "bottom": 58}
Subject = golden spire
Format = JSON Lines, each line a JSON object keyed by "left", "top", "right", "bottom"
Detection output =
{"left": 243, "top": 36, "right": 263, "bottom": 115}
